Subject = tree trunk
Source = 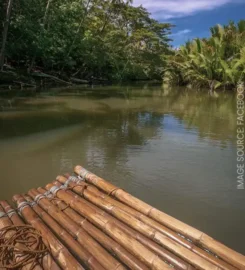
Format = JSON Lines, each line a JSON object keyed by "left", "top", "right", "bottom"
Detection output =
{"left": 28, "top": 0, "right": 52, "bottom": 73}
{"left": 209, "top": 80, "right": 214, "bottom": 95}
{"left": 0, "top": 0, "right": 14, "bottom": 70}
{"left": 65, "top": 0, "right": 91, "bottom": 60}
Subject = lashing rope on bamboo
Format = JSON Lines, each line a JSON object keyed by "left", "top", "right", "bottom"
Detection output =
{"left": 32, "top": 186, "right": 72, "bottom": 211}
{"left": 0, "top": 225, "right": 48, "bottom": 269}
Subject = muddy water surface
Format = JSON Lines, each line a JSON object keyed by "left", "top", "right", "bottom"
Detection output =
{"left": 0, "top": 85, "right": 244, "bottom": 254}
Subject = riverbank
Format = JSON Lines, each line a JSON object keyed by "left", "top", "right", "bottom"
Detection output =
{"left": 0, "top": 69, "right": 165, "bottom": 93}
{"left": 0, "top": 69, "right": 111, "bottom": 90}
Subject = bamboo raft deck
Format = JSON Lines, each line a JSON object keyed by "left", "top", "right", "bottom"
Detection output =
{"left": 0, "top": 165, "right": 245, "bottom": 270}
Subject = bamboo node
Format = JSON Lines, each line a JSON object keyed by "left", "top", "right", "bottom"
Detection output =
{"left": 70, "top": 183, "right": 87, "bottom": 194}
{"left": 108, "top": 187, "right": 121, "bottom": 196}
{"left": 59, "top": 204, "right": 69, "bottom": 212}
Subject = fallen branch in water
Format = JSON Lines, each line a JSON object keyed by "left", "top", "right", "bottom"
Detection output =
{"left": 70, "top": 77, "right": 89, "bottom": 84}
{"left": 13, "top": 81, "right": 36, "bottom": 88}
{"left": 31, "top": 72, "right": 72, "bottom": 85}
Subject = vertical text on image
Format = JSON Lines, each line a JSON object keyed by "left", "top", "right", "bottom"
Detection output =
{"left": 237, "top": 83, "right": 244, "bottom": 189}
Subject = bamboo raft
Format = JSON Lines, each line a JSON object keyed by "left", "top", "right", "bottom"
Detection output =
{"left": 0, "top": 165, "right": 245, "bottom": 270}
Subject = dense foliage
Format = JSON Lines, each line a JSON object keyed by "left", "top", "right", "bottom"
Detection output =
{"left": 1, "top": 0, "right": 244, "bottom": 88}
{"left": 164, "top": 20, "right": 245, "bottom": 91}
{"left": 0, "top": 0, "right": 172, "bottom": 81}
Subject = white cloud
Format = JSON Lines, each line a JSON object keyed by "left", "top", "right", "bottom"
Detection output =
{"left": 170, "top": 29, "right": 191, "bottom": 37}
{"left": 133, "top": 0, "right": 241, "bottom": 19}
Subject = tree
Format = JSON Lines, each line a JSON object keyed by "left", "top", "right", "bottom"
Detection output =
{"left": 1, "top": 0, "right": 173, "bottom": 81}
{"left": 0, "top": 0, "right": 14, "bottom": 70}
{"left": 164, "top": 20, "right": 245, "bottom": 91}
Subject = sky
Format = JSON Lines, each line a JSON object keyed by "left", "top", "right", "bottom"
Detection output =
{"left": 133, "top": 0, "right": 245, "bottom": 47}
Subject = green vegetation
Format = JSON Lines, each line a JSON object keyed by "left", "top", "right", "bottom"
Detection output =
{"left": 164, "top": 20, "right": 245, "bottom": 91}
{"left": 0, "top": 0, "right": 172, "bottom": 83}
{"left": 0, "top": 0, "right": 244, "bottom": 90}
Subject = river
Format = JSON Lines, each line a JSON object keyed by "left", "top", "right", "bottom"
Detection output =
{"left": 0, "top": 85, "right": 244, "bottom": 254}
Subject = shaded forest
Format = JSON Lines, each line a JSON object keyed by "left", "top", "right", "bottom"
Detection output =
{"left": 0, "top": 0, "right": 172, "bottom": 85}
{"left": 0, "top": 0, "right": 244, "bottom": 91}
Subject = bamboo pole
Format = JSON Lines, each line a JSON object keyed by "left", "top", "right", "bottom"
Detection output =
{"left": 27, "top": 189, "right": 124, "bottom": 270}
{"left": 0, "top": 201, "right": 60, "bottom": 270}
{"left": 63, "top": 177, "right": 199, "bottom": 243}
{"left": 45, "top": 182, "right": 172, "bottom": 270}
{"left": 55, "top": 177, "right": 221, "bottom": 270}
{"left": 58, "top": 176, "right": 236, "bottom": 270}
{"left": 37, "top": 186, "right": 150, "bottom": 270}
{"left": 0, "top": 203, "right": 15, "bottom": 270}
{"left": 23, "top": 194, "right": 105, "bottom": 270}
{"left": 53, "top": 180, "right": 195, "bottom": 270}
{"left": 0, "top": 203, "right": 12, "bottom": 229}
{"left": 12, "top": 194, "right": 84, "bottom": 270}
{"left": 0, "top": 203, "right": 44, "bottom": 270}
{"left": 75, "top": 165, "right": 245, "bottom": 270}
{"left": 0, "top": 201, "right": 23, "bottom": 226}
{"left": 0, "top": 203, "right": 29, "bottom": 270}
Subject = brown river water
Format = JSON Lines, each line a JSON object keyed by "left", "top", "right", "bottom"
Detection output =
{"left": 0, "top": 85, "right": 244, "bottom": 254}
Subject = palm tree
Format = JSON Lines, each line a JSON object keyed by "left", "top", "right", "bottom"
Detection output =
{"left": 164, "top": 20, "right": 245, "bottom": 91}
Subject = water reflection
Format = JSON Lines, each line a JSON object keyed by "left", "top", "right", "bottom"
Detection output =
{"left": 0, "top": 87, "right": 236, "bottom": 144}
{"left": 0, "top": 86, "right": 244, "bottom": 254}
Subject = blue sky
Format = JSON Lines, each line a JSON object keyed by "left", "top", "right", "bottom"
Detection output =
{"left": 133, "top": 0, "right": 245, "bottom": 46}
